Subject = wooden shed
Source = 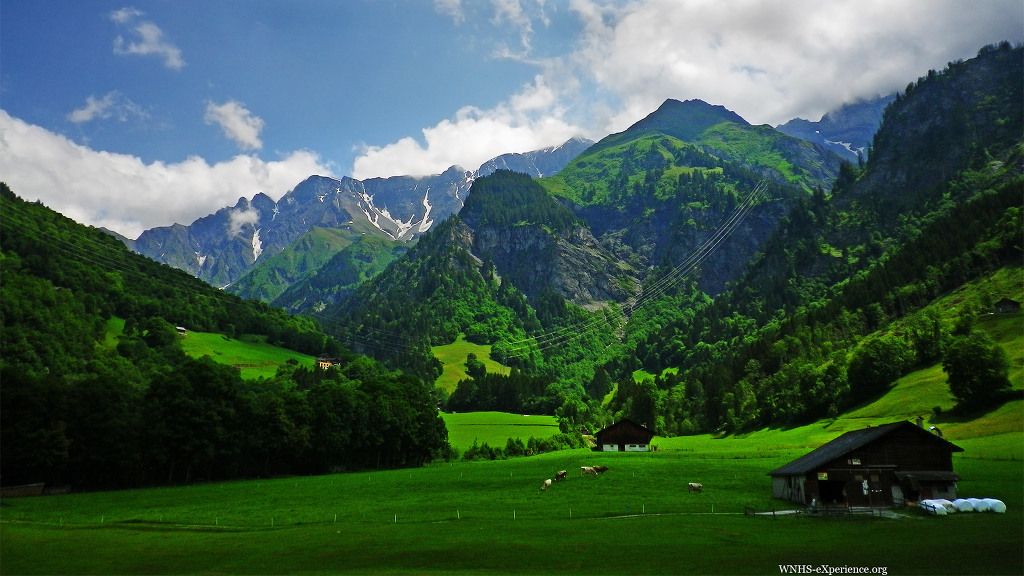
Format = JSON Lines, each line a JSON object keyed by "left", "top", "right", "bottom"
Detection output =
{"left": 768, "top": 421, "right": 963, "bottom": 507}
{"left": 595, "top": 419, "right": 656, "bottom": 452}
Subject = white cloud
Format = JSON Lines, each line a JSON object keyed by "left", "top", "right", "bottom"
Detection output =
{"left": 352, "top": 87, "right": 581, "bottom": 179}
{"left": 204, "top": 100, "right": 264, "bottom": 151}
{"left": 433, "top": 0, "right": 465, "bottom": 24}
{"left": 361, "top": 0, "right": 1020, "bottom": 179}
{"left": 227, "top": 206, "right": 261, "bottom": 237}
{"left": 0, "top": 110, "right": 333, "bottom": 239}
{"left": 567, "top": 0, "right": 1023, "bottom": 128}
{"left": 108, "top": 7, "right": 143, "bottom": 24}
{"left": 109, "top": 7, "right": 185, "bottom": 70}
{"left": 67, "top": 91, "right": 148, "bottom": 125}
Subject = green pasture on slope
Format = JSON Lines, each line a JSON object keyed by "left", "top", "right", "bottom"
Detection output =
{"left": 180, "top": 331, "right": 316, "bottom": 380}
{"left": 432, "top": 334, "right": 511, "bottom": 392}
{"left": 442, "top": 411, "right": 560, "bottom": 451}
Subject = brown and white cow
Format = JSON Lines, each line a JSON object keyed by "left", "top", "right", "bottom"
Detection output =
{"left": 554, "top": 470, "right": 567, "bottom": 482}
{"left": 581, "top": 466, "right": 597, "bottom": 476}
{"left": 688, "top": 482, "right": 703, "bottom": 493}
{"left": 593, "top": 465, "right": 609, "bottom": 474}
{"left": 541, "top": 479, "right": 552, "bottom": 491}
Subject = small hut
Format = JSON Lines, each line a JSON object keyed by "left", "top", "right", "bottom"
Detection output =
{"left": 768, "top": 421, "right": 963, "bottom": 507}
{"left": 595, "top": 419, "right": 656, "bottom": 452}
{"left": 995, "top": 298, "right": 1021, "bottom": 313}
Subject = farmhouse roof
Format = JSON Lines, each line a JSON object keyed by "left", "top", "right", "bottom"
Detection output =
{"left": 597, "top": 418, "right": 656, "bottom": 436}
{"left": 768, "top": 421, "right": 963, "bottom": 477}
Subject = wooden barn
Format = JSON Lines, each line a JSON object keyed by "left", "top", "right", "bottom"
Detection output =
{"left": 768, "top": 421, "right": 963, "bottom": 507}
{"left": 595, "top": 419, "right": 656, "bottom": 452}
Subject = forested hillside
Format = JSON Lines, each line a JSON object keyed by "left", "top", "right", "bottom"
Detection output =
{"left": 321, "top": 43, "right": 1021, "bottom": 437}
{"left": 615, "top": 42, "right": 1023, "bottom": 433}
{"left": 0, "top": 185, "right": 448, "bottom": 488}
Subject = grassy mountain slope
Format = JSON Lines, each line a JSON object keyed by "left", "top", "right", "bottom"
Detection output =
{"left": 271, "top": 233, "right": 407, "bottom": 315}
{"left": 227, "top": 223, "right": 384, "bottom": 303}
{"left": 626, "top": 43, "right": 1023, "bottom": 436}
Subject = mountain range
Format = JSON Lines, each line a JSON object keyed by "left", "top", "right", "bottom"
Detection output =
{"left": 127, "top": 138, "right": 593, "bottom": 294}
{"left": 123, "top": 93, "right": 891, "bottom": 307}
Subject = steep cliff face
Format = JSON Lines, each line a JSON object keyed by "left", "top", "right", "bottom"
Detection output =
{"left": 472, "top": 223, "right": 640, "bottom": 308}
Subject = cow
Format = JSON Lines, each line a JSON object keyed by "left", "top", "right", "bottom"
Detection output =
{"left": 688, "top": 482, "right": 703, "bottom": 493}
{"left": 554, "top": 470, "right": 567, "bottom": 482}
{"left": 581, "top": 466, "right": 598, "bottom": 476}
{"left": 541, "top": 479, "right": 552, "bottom": 491}
{"left": 593, "top": 465, "right": 609, "bottom": 474}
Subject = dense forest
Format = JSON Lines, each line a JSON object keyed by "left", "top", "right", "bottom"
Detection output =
{"left": 0, "top": 184, "right": 448, "bottom": 488}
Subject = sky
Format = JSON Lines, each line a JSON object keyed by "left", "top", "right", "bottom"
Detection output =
{"left": 1, "top": 0, "right": 1021, "bottom": 239}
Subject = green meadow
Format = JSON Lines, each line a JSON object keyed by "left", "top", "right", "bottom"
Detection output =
{"left": 180, "top": 331, "right": 316, "bottom": 380}
{"left": 432, "top": 334, "right": 512, "bottom": 393}
{"left": 442, "top": 411, "right": 561, "bottom": 451}
{"left": 2, "top": 435, "right": 1020, "bottom": 575}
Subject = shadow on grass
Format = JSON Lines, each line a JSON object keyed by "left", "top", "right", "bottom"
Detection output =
{"left": 930, "top": 390, "right": 1024, "bottom": 425}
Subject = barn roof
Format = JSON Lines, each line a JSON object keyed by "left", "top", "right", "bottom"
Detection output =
{"left": 768, "top": 421, "right": 963, "bottom": 477}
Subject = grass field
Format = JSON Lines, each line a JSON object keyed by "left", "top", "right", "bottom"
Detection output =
{"left": 432, "top": 334, "right": 512, "bottom": 392}
{"left": 180, "top": 331, "right": 316, "bottom": 380}
{"left": 442, "top": 411, "right": 561, "bottom": 451}
{"left": 2, "top": 439, "right": 1020, "bottom": 575}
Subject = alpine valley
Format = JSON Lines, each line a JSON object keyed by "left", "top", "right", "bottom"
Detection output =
{"left": 1, "top": 43, "right": 1021, "bottom": 491}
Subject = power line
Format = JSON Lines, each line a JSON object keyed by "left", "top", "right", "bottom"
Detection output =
{"left": 502, "top": 180, "right": 768, "bottom": 357}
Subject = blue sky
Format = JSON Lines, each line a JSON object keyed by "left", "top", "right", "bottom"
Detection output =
{"left": 1, "top": 0, "right": 1021, "bottom": 238}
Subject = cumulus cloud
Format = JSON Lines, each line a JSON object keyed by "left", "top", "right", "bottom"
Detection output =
{"left": 204, "top": 100, "right": 264, "bottom": 151}
{"left": 352, "top": 86, "right": 581, "bottom": 179}
{"left": 109, "top": 7, "right": 185, "bottom": 70}
{"left": 67, "top": 91, "right": 148, "bottom": 125}
{"left": 363, "top": 0, "right": 1020, "bottom": 179}
{"left": 571, "top": 0, "right": 1023, "bottom": 129}
{"left": 0, "top": 110, "right": 332, "bottom": 239}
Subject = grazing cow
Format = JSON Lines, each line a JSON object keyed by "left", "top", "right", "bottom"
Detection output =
{"left": 555, "top": 470, "right": 567, "bottom": 482}
{"left": 541, "top": 479, "right": 552, "bottom": 491}
{"left": 688, "top": 482, "right": 703, "bottom": 493}
{"left": 581, "top": 466, "right": 598, "bottom": 476}
{"left": 593, "top": 465, "right": 609, "bottom": 474}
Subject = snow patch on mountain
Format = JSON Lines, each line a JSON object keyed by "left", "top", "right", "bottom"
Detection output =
{"left": 417, "top": 188, "right": 434, "bottom": 233}
{"left": 252, "top": 229, "right": 263, "bottom": 261}
{"left": 826, "top": 139, "right": 866, "bottom": 157}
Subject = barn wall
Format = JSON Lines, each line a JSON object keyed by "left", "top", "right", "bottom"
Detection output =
{"left": 772, "top": 476, "right": 806, "bottom": 504}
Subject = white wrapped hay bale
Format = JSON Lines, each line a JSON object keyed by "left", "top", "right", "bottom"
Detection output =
{"left": 968, "top": 498, "right": 990, "bottom": 512}
{"left": 982, "top": 498, "right": 1006, "bottom": 513}
{"left": 935, "top": 499, "right": 956, "bottom": 513}
{"left": 921, "top": 500, "right": 947, "bottom": 515}
{"left": 952, "top": 499, "right": 974, "bottom": 512}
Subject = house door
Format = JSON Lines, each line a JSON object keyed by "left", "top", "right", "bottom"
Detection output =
{"left": 818, "top": 480, "right": 847, "bottom": 505}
